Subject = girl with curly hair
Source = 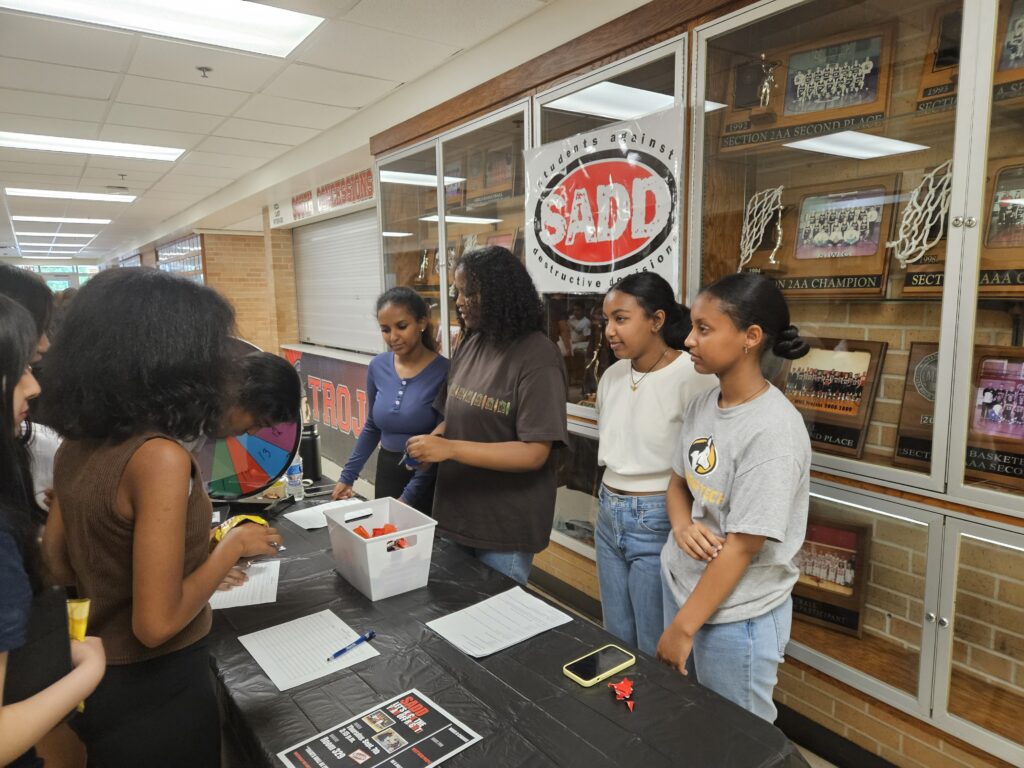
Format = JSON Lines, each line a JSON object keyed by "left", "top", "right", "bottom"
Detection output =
{"left": 41, "top": 269, "right": 283, "bottom": 767}
{"left": 405, "top": 247, "right": 567, "bottom": 584}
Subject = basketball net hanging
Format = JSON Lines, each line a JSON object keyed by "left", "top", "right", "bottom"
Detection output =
{"left": 888, "top": 159, "right": 952, "bottom": 268}
{"left": 738, "top": 186, "right": 785, "bottom": 272}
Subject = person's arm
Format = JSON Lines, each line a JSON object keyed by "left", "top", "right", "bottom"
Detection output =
{"left": 40, "top": 497, "right": 75, "bottom": 586}
{"left": 0, "top": 640, "right": 106, "bottom": 764}
{"left": 333, "top": 364, "right": 382, "bottom": 499}
{"left": 656, "top": 533, "right": 766, "bottom": 673}
{"left": 128, "top": 439, "right": 281, "bottom": 648}
{"left": 405, "top": 435, "right": 551, "bottom": 472}
{"left": 666, "top": 471, "right": 722, "bottom": 563}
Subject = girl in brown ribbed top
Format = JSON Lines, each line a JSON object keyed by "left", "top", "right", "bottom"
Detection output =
{"left": 40, "top": 269, "right": 284, "bottom": 768}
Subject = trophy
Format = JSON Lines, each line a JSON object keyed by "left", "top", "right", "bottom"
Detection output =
{"left": 751, "top": 53, "right": 782, "bottom": 124}
{"left": 739, "top": 185, "right": 785, "bottom": 274}
{"left": 887, "top": 159, "right": 952, "bottom": 268}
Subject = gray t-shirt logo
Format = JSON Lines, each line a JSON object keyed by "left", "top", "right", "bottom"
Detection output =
{"left": 688, "top": 435, "right": 718, "bottom": 476}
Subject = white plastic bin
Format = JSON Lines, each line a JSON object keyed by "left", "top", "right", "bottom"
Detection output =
{"left": 324, "top": 497, "right": 437, "bottom": 601}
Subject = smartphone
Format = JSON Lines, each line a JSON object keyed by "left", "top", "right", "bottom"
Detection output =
{"left": 562, "top": 644, "right": 636, "bottom": 687}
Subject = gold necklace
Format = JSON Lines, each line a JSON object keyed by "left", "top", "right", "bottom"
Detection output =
{"left": 721, "top": 379, "right": 769, "bottom": 408}
{"left": 629, "top": 347, "right": 670, "bottom": 391}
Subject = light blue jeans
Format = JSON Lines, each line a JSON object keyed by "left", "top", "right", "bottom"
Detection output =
{"left": 663, "top": 579, "right": 792, "bottom": 723}
{"left": 455, "top": 544, "right": 534, "bottom": 586}
{"left": 596, "top": 485, "right": 670, "bottom": 656}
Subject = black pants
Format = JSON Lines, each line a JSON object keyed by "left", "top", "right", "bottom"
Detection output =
{"left": 72, "top": 640, "right": 219, "bottom": 768}
{"left": 375, "top": 448, "right": 435, "bottom": 517}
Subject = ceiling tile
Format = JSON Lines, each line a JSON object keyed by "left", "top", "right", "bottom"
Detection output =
{"left": 157, "top": 163, "right": 239, "bottom": 181}
{"left": 233, "top": 94, "right": 354, "bottom": 129}
{"left": 177, "top": 151, "right": 268, "bottom": 171}
{"left": 248, "top": 0, "right": 359, "bottom": 18}
{"left": 0, "top": 112, "right": 99, "bottom": 140}
{"left": 298, "top": 20, "right": 457, "bottom": 82}
{"left": 0, "top": 159, "right": 88, "bottom": 177}
{"left": 343, "top": 0, "right": 547, "bottom": 47}
{"left": 0, "top": 57, "right": 119, "bottom": 100}
{"left": 0, "top": 147, "right": 87, "bottom": 166}
{"left": 264, "top": 64, "right": 396, "bottom": 108}
{"left": 85, "top": 155, "right": 179, "bottom": 173}
{"left": 116, "top": 76, "right": 249, "bottom": 116}
{"left": 129, "top": 37, "right": 283, "bottom": 93}
{"left": 213, "top": 117, "right": 318, "bottom": 145}
{"left": 195, "top": 136, "right": 292, "bottom": 160}
{"left": 105, "top": 103, "right": 224, "bottom": 135}
{"left": 0, "top": 11, "right": 133, "bottom": 71}
{"left": 97, "top": 124, "right": 203, "bottom": 151}
{"left": 0, "top": 88, "right": 108, "bottom": 122}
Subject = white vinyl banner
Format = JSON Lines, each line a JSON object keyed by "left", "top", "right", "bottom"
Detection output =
{"left": 524, "top": 108, "right": 683, "bottom": 294}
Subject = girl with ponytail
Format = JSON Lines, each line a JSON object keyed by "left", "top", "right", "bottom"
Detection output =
{"left": 595, "top": 272, "right": 715, "bottom": 655}
{"left": 657, "top": 271, "right": 811, "bottom": 723}
{"left": 332, "top": 286, "right": 447, "bottom": 515}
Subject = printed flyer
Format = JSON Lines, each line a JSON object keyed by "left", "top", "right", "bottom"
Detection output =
{"left": 277, "top": 689, "right": 481, "bottom": 767}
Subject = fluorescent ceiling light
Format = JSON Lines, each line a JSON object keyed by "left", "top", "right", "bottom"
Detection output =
{"left": 0, "top": 132, "right": 184, "bottom": 161}
{"left": 419, "top": 215, "right": 503, "bottom": 225}
{"left": 0, "top": 0, "right": 323, "bottom": 57}
{"left": 13, "top": 216, "right": 111, "bottom": 224}
{"left": 382, "top": 232, "right": 414, "bottom": 238}
{"left": 546, "top": 82, "right": 674, "bottom": 121}
{"left": 380, "top": 171, "right": 466, "bottom": 187}
{"left": 784, "top": 131, "right": 928, "bottom": 160}
{"left": 16, "top": 232, "right": 96, "bottom": 238}
{"left": 704, "top": 100, "right": 727, "bottom": 112}
{"left": 20, "top": 253, "right": 74, "bottom": 258}
{"left": 17, "top": 242, "right": 85, "bottom": 248}
{"left": 5, "top": 188, "right": 136, "bottom": 202}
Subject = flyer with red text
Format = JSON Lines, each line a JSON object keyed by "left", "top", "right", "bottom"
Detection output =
{"left": 277, "top": 689, "right": 481, "bottom": 767}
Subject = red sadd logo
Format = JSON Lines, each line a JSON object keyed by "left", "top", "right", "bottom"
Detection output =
{"left": 534, "top": 150, "right": 676, "bottom": 274}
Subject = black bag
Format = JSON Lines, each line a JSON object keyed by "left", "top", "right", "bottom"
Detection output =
{"left": 3, "top": 586, "right": 72, "bottom": 705}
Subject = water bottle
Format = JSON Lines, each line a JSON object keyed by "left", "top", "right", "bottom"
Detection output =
{"left": 285, "top": 458, "right": 304, "bottom": 501}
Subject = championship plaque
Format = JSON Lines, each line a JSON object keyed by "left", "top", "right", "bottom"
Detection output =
{"left": 965, "top": 346, "right": 1024, "bottom": 492}
{"left": 720, "top": 25, "right": 895, "bottom": 152}
{"left": 793, "top": 516, "right": 871, "bottom": 637}
{"left": 914, "top": 0, "right": 1024, "bottom": 112}
{"left": 774, "top": 337, "right": 887, "bottom": 458}
{"left": 980, "top": 157, "right": 1024, "bottom": 296}
{"left": 743, "top": 174, "right": 899, "bottom": 297}
{"left": 894, "top": 343, "right": 940, "bottom": 470}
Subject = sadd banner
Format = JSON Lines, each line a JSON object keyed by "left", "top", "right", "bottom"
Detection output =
{"left": 524, "top": 108, "right": 682, "bottom": 293}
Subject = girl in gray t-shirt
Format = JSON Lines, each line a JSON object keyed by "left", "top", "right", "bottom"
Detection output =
{"left": 656, "top": 272, "right": 811, "bottom": 723}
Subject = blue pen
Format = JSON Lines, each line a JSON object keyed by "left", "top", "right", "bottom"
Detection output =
{"left": 326, "top": 630, "right": 376, "bottom": 662}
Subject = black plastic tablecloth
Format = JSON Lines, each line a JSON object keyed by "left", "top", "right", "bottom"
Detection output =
{"left": 209, "top": 510, "right": 810, "bottom": 768}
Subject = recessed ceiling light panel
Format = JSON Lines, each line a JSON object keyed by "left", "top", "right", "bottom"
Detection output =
{"left": 13, "top": 216, "right": 111, "bottom": 224}
{"left": 0, "top": 0, "right": 323, "bottom": 57}
{"left": 784, "top": 131, "right": 928, "bottom": 159}
{"left": 0, "top": 132, "right": 183, "bottom": 161}
{"left": 4, "top": 188, "right": 136, "bottom": 202}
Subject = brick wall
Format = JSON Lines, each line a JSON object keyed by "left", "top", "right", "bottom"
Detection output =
{"left": 203, "top": 232, "right": 281, "bottom": 353}
{"left": 776, "top": 658, "right": 1015, "bottom": 768}
{"left": 953, "top": 538, "right": 1024, "bottom": 696}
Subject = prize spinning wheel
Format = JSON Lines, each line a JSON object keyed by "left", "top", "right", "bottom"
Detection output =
{"left": 195, "top": 338, "right": 301, "bottom": 500}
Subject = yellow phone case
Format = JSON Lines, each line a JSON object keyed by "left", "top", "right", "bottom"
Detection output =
{"left": 562, "top": 643, "right": 636, "bottom": 687}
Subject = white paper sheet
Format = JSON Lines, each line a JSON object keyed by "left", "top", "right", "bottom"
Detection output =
{"left": 283, "top": 498, "right": 366, "bottom": 530}
{"left": 209, "top": 559, "right": 280, "bottom": 610}
{"left": 425, "top": 587, "right": 572, "bottom": 658}
{"left": 239, "top": 609, "right": 379, "bottom": 691}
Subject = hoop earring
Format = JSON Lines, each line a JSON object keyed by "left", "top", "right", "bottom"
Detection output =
{"left": 743, "top": 346, "right": 749, "bottom": 355}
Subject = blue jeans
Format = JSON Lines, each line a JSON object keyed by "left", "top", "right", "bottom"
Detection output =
{"left": 663, "top": 579, "right": 792, "bottom": 723}
{"left": 455, "top": 544, "right": 534, "bottom": 586}
{"left": 596, "top": 486, "right": 670, "bottom": 656}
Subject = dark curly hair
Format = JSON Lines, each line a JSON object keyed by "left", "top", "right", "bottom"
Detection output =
{"left": 43, "top": 268, "right": 236, "bottom": 441}
{"left": 456, "top": 246, "right": 543, "bottom": 344}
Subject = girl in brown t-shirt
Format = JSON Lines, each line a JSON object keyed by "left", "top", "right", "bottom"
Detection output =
{"left": 406, "top": 246, "right": 568, "bottom": 585}
{"left": 41, "top": 270, "right": 286, "bottom": 768}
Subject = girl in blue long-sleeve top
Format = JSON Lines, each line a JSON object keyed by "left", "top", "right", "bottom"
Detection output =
{"left": 331, "top": 287, "right": 448, "bottom": 515}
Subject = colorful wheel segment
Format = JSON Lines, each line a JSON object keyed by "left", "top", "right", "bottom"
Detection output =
{"left": 199, "top": 420, "right": 300, "bottom": 500}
